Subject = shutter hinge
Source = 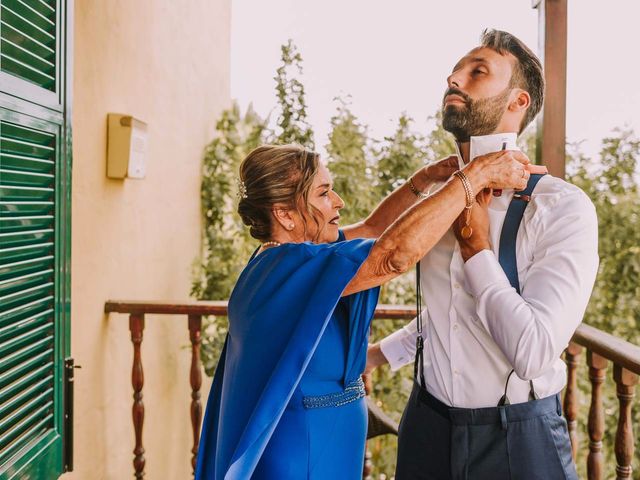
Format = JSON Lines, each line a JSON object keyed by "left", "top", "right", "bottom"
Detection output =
{"left": 63, "top": 357, "right": 80, "bottom": 472}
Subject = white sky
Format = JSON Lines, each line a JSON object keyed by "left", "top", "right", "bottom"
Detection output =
{"left": 231, "top": 1, "right": 640, "bottom": 160}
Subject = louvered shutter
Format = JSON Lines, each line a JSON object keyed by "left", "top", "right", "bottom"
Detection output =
{"left": 0, "top": 0, "right": 70, "bottom": 479}
{"left": 1, "top": 0, "right": 57, "bottom": 91}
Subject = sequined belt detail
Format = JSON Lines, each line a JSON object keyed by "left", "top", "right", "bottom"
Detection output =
{"left": 302, "top": 377, "right": 366, "bottom": 409}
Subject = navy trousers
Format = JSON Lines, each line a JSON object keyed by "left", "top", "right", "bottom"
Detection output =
{"left": 396, "top": 383, "right": 578, "bottom": 480}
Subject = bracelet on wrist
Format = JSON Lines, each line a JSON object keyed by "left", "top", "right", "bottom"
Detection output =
{"left": 453, "top": 170, "right": 475, "bottom": 239}
{"left": 453, "top": 170, "right": 474, "bottom": 208}
{"left": 408, "top": 176, "right": 429, "bottom": 199}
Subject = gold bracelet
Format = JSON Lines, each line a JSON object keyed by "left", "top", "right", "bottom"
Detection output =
{"left": 453, "top": 170, "right": 475, "bottom": 239}
{"left": 453, "top": 170, "right": 474, "bottom": 207}
{"left": 408, "top": 177, "right": 429, "bottom": 199}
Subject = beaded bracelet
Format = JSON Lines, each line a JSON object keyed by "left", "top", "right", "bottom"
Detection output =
{"left": 408, "top": 177, "right": 429, "bottom": 199}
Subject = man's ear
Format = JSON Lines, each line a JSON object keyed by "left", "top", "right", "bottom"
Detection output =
{"left": 272, "top": 205, "right": 295, "bottom": 230}
{"left": 509, "top": 89, "right": 531, "bottom": 113}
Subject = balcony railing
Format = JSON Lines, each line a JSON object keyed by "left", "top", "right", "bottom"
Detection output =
{"left": 105, "top": 300, "right": 640, "bottom": 480}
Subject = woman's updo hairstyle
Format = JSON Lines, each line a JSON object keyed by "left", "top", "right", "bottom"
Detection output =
{"left": 238, "top": 144, "right": 320, "bottom": 242}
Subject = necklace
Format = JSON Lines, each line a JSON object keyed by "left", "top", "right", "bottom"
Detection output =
{"left": 262, "top": 241, "right": 282, "bottom": 249}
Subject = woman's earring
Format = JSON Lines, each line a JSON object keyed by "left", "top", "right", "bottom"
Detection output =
{"left": 288, "top": 223, "right": 295, "bottom": 230}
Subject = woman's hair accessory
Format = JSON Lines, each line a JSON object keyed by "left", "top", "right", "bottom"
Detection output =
{"left": 237, "top": 178, "right": 248, "bottom": 200}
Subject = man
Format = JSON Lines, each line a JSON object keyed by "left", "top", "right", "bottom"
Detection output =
{"left": 366, "top": 29, "right": 598, "bottom": 479}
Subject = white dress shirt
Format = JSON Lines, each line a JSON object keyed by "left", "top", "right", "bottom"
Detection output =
{"left": 380, "top": 133, "right": 599, "bottom": 408}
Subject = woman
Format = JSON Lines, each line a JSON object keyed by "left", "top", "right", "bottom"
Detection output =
{"left": 195, "top": 144, "right": 530, "bottom": 479}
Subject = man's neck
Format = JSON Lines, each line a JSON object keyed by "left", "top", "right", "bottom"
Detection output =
{"left": 457, "top": 142, "right": 471, "bottom": 164}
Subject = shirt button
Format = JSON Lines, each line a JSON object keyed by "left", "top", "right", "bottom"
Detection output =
{"left": 454, "top": 283, "right": 461, "bottom": 289}
{"left": 454, "top": 369, "right": 460, "bottom": 375}
{"left": 453, "top": 324, "right": 459, "bottom": 331}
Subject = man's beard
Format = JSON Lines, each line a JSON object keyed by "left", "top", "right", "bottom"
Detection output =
{"left": 442, "top": 87, "right": 511, "bottom": 142}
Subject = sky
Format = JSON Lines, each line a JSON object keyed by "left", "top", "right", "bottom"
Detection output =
{"left": 231, "top": 1, "right": 640, "bottom": 160}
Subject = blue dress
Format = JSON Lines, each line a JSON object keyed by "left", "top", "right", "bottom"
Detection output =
{"left": 195, "top": 233, "right": 380, "bottom": 479}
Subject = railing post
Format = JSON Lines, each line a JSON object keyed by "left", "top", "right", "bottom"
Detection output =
{"left": 130, "top": 313, "right": 146, "bottom": 479}
{"left": 188, "top": 314, "right": 203, "bottom": 475}
{"left": 362, "top": 444, "right": 373, "bottom": 480}
{"left": 564, "top": 342, "right": 583, "bottom": 460}
{"left": 587, "top": 351, "right": 608, "bottom": 480}
{"left": 613, "top": 364, "right": 639, "bottom": 480}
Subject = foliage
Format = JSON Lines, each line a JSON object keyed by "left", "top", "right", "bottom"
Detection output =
{"left": 191, "top": 102, "right": 267, "bottom": 373}
{"left": 325, "top": 97, "right": 376, "bottom": 225}
{"left": 273, "top": 40, "right": 315, "bottom": 148}
{"left": 565, "top": 129, "right": 640, "bottom": 479}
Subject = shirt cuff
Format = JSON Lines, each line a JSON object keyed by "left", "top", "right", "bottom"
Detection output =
{"left": 464, "top": 249, "right": 511, "bottom": 297}
{"left": 380, "top": 330, "right": 415, "bottom": 372}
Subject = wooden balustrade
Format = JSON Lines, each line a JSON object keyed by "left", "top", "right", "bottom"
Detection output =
{"left": 106, "top": 301, "right": 640, "bottom": 479}
{"left": 564, "top": 343, "right": 583, "bottom": 460}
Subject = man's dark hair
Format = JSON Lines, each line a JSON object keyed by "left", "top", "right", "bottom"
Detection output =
{"left": 480, "top": 29, "right": 545, "bottom": 133}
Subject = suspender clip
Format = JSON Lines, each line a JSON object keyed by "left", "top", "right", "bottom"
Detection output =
{"left": 513, "top": 193, "right": 531, "bottom": 202}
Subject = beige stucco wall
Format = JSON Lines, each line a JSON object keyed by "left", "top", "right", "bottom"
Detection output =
{"left": 67, "top": 0, "right": 230, "bottom": 478}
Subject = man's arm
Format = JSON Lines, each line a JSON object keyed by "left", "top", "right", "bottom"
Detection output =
{"left": 461, "top": 189, "right": 599, "bottom": 380}
{"left": 343, "top": 156, "right": 458, "bottom": 240}
{"left": 366, "top": 312, "right": 425, "bottom": 373}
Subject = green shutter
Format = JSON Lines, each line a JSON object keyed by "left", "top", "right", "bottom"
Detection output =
{"left": 0, "top": 0, "right": 70, "bottom": 478}
{"left": 1, "top": 0, "right": 57, "bottom": 91}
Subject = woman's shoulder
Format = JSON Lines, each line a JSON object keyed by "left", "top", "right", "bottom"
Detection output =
{"left": 249, "top": 231, "right": 372, "bottom": 262}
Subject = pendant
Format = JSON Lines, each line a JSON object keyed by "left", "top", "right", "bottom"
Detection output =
{"left": 461, "top": 225, "right": 473, "bottom": 239}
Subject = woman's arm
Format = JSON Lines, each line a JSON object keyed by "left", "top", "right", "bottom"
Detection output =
{"left": 343, "top": 156, "right": 458, "bottom": 240}
{"left": 342, "top": 150, "right": 529, "bottom": 296}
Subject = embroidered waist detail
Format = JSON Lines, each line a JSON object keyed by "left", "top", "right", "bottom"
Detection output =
{"left": 302, "top": 377, "right": 366, "bottom": 409}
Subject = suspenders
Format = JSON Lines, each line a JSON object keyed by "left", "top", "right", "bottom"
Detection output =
{"left": 498, "top": 173, "right": 545, "bottom": 294}
{"left": 414, "top": 264, "right": 427, "bottom": 390}
{"left": 414, "top": 174, "right": 547, "bottom": 405}
{"left": 497, "top": 173, "right": 545, "bottom": 405}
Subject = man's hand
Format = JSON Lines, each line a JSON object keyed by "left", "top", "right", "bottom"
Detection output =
{"left": 362, "top": 343, "right": 389, "bottom": 395}
{"left": 453, "top": 188, "right": 492, "bottom": 262}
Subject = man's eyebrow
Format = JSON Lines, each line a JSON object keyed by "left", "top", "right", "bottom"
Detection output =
{"left": 452, "top": 57, "right": 491, "bottom": 72}
{"left": 469, "top": 57, "right": 490, "bottom": 65}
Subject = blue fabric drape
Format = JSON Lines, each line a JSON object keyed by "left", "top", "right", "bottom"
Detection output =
{"left": 195, "top": 237, "right": 378, "bottom": 479}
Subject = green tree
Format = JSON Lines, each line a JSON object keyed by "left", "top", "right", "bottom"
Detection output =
{"left": 566, "top": 129, "right": 640, "bottom": 479}
{"left": 192, "top": 102, "right": 268, "bottom": 373}
{"left": 274, "top": 40, "right": 315, "bottom": 148}
{"left": 325, "top": 97, "right": 376, "bottom": 224}
{"left": 376, "top": 113, "right": 428, "bottom": 197}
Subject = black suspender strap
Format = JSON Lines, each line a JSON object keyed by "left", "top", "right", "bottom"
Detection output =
{"left": 414, "top": 262, "right": 426, "bottom": 389}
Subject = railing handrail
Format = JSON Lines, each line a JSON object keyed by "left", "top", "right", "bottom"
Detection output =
{"left": 104, "top": 300, "right": 416, "bottom": 318}
{"left": 105, "top": 300, "right": 640, "bottom": 376}
{"left": 573, "top": 323, "right": 640, "bottom": 376}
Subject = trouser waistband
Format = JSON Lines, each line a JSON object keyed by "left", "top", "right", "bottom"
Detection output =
{"left": 416, "top": 382, "right": 562, "bottom": 426}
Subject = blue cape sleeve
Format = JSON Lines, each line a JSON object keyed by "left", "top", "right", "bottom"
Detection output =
{"left": 195, "top": 237, "right": 377, "bottom": 479}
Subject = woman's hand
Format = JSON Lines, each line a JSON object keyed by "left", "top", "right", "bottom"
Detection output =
{"left": 424, "top": 155, "right": 459, "bottom": 184}
{"left": 453, "top": 189, "right": 492, "bottom": 262}
{"left": 409, "top": 155, "right": 459, "bottom": 194}
{"left": 464, "top": 150, "right": 530, "bottom": 194}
